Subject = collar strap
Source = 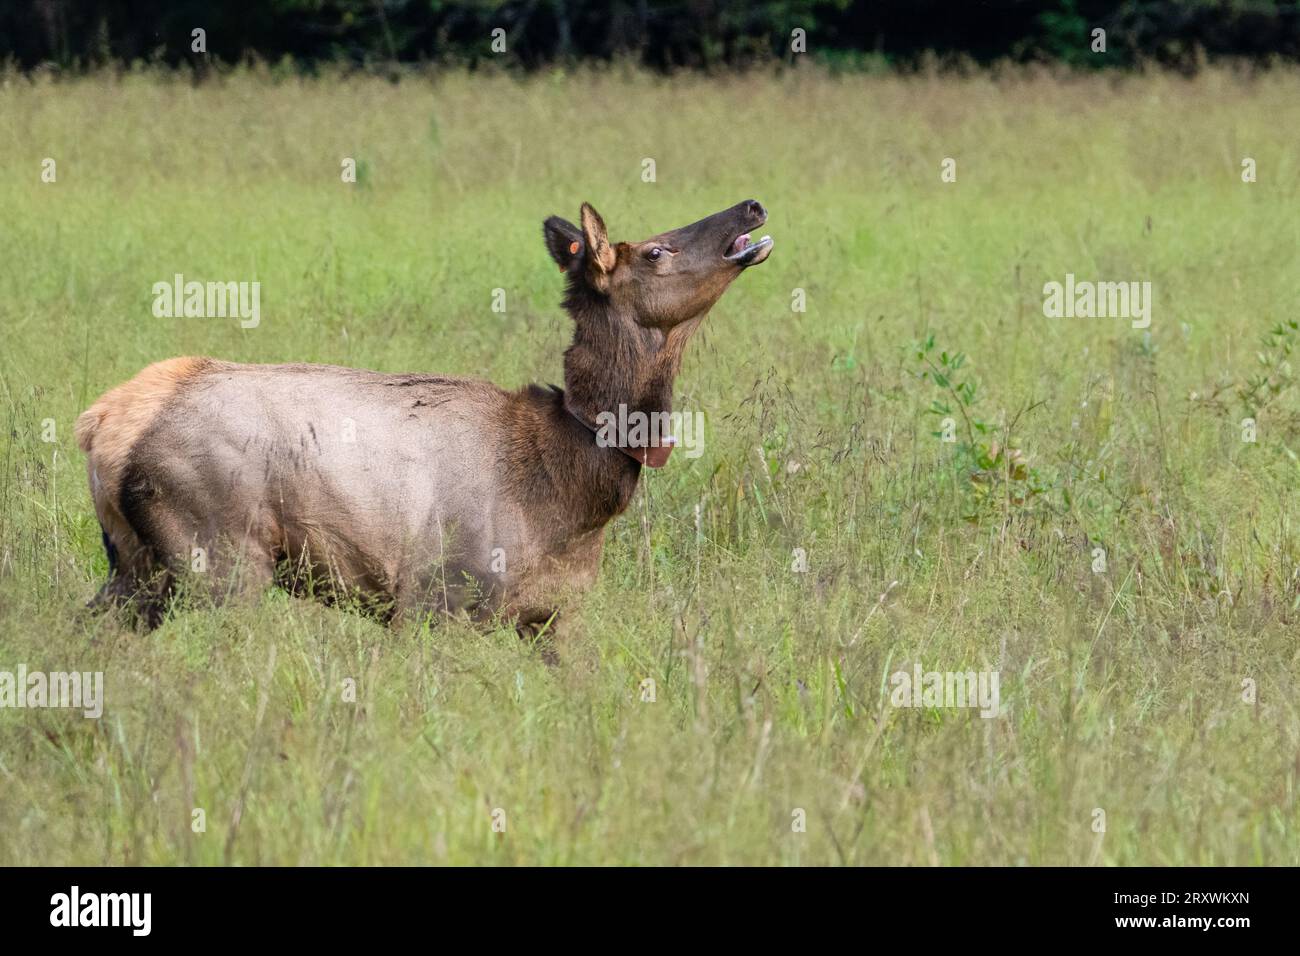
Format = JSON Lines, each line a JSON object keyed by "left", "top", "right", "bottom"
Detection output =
{"left": 563, "top": 398, "right": 676, "bottom": 468}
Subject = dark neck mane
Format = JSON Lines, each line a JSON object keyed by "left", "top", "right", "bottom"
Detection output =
{"left": 560, "top": 283, "right": 702, "bottom": 426}
{"left": 503, "top": 284, "right": 705, "bottom": 535}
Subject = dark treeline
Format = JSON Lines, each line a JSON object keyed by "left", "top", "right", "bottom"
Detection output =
{"left": 4, "top": 1, "right": 1300, "bottom": 72}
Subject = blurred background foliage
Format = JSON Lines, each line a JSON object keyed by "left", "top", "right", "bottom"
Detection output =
{"left": 3, "top": 0, "right": 1299, "bottom": 73}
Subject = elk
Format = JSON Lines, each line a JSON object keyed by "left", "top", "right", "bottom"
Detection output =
{"left": 76, "top": 200, "right": 772, "bottom": 644}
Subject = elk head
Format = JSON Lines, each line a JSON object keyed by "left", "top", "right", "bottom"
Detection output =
{"left": 543, "top": 200, "right": 772, "bottom": 433}
{"left": 544, "top": 199, "right": 771, "bottom": 329}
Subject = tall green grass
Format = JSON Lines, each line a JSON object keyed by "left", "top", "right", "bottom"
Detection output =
{"left": 0, "top": 64, "right": 1297, "bottom": 864}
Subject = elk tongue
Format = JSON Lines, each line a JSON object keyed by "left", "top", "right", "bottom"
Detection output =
{"left": 730, "top": 233, "right": 751, "bottom": 255}
{"left": 726, "top": 234, "right": 773, "bottom": 266}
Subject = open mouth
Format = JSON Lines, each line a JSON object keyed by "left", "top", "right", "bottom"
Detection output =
{"left": 724, "top": 232, "right": 774, "bottom": 267}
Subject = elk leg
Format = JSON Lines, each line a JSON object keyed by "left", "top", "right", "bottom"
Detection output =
{"left": 120, "top": 483, "right": 275, "bottom": 618}
{"left": 84, "top": 515, "right": 176, "bottom": 628}
{"left": 169, "top": 528, "right": 277, "bottom": 611}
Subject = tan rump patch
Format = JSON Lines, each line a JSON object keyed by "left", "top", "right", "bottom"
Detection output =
{"left": 76, "top": 356, "right": 212, "bottom": 505}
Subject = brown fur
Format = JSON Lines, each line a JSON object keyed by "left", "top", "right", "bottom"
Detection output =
{"left": 77, "top": 356, "right": 215, "bottom": 607}
{"left": 75, "top": 356, "right": 213, "bottom": 494}
{"left": 78, "top": 202, "right": 769, "bottom": 642}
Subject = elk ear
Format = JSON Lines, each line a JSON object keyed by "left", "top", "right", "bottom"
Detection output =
{"left": 543, "top": 216, "right": 584, "bottom": 274}
{"left": 580, "top": 202, "right": 616, "bottom": 289}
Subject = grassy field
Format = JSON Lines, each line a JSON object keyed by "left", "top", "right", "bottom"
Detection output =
{"left": 1, "top": 63, "right": 1298, "bottom": 865}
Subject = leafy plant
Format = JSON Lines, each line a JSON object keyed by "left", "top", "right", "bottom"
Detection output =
{"left": 1237, "top": 318, "right": 1299, "bottom": 417}
{"left": 912, "top": 335, "right": 1046, "bottom": 519}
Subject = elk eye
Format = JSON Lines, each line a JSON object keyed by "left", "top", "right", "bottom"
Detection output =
{"left": 647, "top": 247, "right": 663, "bottom": 262}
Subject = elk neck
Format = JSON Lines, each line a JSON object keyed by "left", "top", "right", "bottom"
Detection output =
{"left": 560, "top": 282, "right": 702, "bottom": 430}
{"left": 503, "top": 284, "right": 705, "bottom": 532}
